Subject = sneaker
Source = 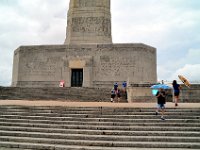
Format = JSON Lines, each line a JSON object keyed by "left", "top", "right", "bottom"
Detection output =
{"left": 155, "top": 111, "right": 158, "bottom": 115}
{"left": 161, "top": 116, "right": 165, "bottom": 120}
{"left": 111, "top": 98, "right": 113, "bottom": 103}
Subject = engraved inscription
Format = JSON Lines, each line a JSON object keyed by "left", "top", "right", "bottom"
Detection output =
{"left": 75, "top": 0, "right": 103, "bottom": 8}
{"left": 72, "top": 17, "right": 111, "bottom": 36}
{"left": 21, "top": 54, "right": 62, "bottom": 77}
{"left": 95, "top": 55, "right": 136, "bottom": 78}
{"left": 66, "top": 48, "right": 92, "bottom": 57}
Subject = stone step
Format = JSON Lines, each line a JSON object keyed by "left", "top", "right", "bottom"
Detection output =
{"left": 0, "top": 122, "right": 200, "bottom": 132}
{"left": 1, "top": 127, "right": 200, "bottom": 137}
{"left": 0, "top": 115, "right": 199, "bottom": 122}
{"left": 0, "top": 108, "right": 199, "bottom": 114}
{"left": 1, "top": 111, "right": 200, "bottom": 118}
{"left": 0, "top": 141, "right": 199, "bottom": 150}
{"left": 1, "top": 106, "right": 200, "bottom": 110}
{"left": 0, "top": 136, "right": 200, "bottom": 149}
{"left": 0, "top": 132, "right": 199, "bottom": 143}
{"left": 1, "top": 106, "right": 200, "bottom": 112}
{"left": 0, "top": 112, "right": 199, "bottom": 119}
{"left": 0, "top": 116, "right": 200, "bottom": 123}
{"left": 1, "top": 111, "right": 200, "bottom": 116}
{"left": 0, "top": 128, "right": 200, "bottom": 143}
{"left": 0, "top": 106, "right": 100, "bottom": 111}
{"left": 1, "top": 118, "right": 199, "bottom": 127}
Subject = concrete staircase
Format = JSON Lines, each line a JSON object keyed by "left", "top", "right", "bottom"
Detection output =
{"left": 0, "top": 87, "right": 128, "bottom": 103}
{"left": 0, "top": 105, "right": 200, "bottom": 150}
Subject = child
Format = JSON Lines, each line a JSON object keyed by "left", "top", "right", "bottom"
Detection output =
{"left": 155, "top": 88, "right": 166, "bottom": 120}
{"left": 111, "top": 88, "right": 121, "bottom": 103}
{"left": 111, "top": 89, "right": 116, "bottom": 102}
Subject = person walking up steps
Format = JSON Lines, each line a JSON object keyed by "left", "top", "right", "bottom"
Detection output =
{"left": 172, "top": 80, "right": 181, "bottom": 107}
{"left": 112, "top": 82, "right": 121, "bottom": 103}
{"left": 114, "top": 82, "right": 118, "bottom": 91}
{"left": 110, "top": 88, "right": 121, "bottom": 103}
{"left": 116, "top": 88, "right": 121, "bottom": 103}
{"left": 122, "top": 81, "right": 127, "bottom": 100}
{"left": 155, "top": 88, "right": 166, "bottom": 120}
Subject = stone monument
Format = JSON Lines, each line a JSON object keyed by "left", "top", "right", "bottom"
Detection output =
{"left": 12, "top": 0, "right": 157, "bottom": 88}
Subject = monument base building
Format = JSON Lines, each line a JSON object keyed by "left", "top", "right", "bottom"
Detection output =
{"left": 12, "top": 0, "right": 157, "bottom": 88}
{"left": 12, "top": 44, "right": 156, "bottom": 88}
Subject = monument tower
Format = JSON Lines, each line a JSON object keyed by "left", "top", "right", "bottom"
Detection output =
{"left": 65, "top": 0, "right": 112, "bottom": 44}
{"left": 12, "top": 0, "right": 157, "bottom": 88}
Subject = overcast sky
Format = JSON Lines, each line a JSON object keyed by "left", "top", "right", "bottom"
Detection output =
{"left": 0, "top": 0, "right": 200, "bottom": 86}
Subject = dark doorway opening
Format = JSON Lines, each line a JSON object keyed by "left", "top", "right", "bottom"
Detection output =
{"left": 71, "top": 69, "right": 83, "bottom": 87}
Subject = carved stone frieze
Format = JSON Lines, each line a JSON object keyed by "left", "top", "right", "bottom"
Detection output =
{"left": 71, "top": 17, "right": 111, "bottom": 36}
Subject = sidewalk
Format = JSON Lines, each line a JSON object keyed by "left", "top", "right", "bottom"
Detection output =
{"left": 0, "top": 100, "right": 200, "bottom": 108}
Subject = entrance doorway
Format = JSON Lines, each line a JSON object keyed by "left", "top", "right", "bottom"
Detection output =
{"left": 71, "top": 69, "right": 83, "bottom": 87}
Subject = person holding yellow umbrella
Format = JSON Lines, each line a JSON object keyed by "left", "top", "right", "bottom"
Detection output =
{"left": 172, "top": 75, "right": 191, "bottom": 106}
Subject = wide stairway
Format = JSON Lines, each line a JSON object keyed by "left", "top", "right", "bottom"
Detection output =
{"left": 0, "top": 105, "right": 200, "bottom": 150}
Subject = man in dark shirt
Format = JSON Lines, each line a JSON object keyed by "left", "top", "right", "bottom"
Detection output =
{"left": 156, "top": 88, "right": 166, "bottom": 120}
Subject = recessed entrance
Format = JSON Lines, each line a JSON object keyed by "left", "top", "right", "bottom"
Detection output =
{"left": 71, "top": 69, "right": 83, "bottom": 87}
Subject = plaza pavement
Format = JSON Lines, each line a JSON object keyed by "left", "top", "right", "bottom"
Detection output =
{"left": 0, "top": 100, "right": 200, "bottom": 108}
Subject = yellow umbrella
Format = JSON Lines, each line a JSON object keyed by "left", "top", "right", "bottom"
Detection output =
{"left": 178, "top": 75, "right": 191, "bottom": 88}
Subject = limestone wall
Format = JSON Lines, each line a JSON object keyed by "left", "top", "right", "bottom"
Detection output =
{"left": 12, "top": 45, "right": 66, "bottom": 87}
{"left": 92, "top": 44, "right": 157, "bottom": 87}
{"left": 12, "top": 43, "right": 156, "bottom": 88}
{"left": 180, "top": 84, "right": 200, "bottom": 103}
{"left": 127, "top": 84, "right": 157, "bottom": 102}
{"left": 127, "top": 84, "right": 200, "bottom": 103}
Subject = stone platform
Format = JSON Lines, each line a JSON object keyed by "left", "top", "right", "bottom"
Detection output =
{"left": 1, "top": 100, "right": 200, "bottom": 108}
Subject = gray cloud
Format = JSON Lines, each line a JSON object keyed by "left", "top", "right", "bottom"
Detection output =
{"left": 0, "top": 0, "right": 69, "bottom": 86}
{"left": 112, "top": 0, "right": 200, "bottom": 82}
